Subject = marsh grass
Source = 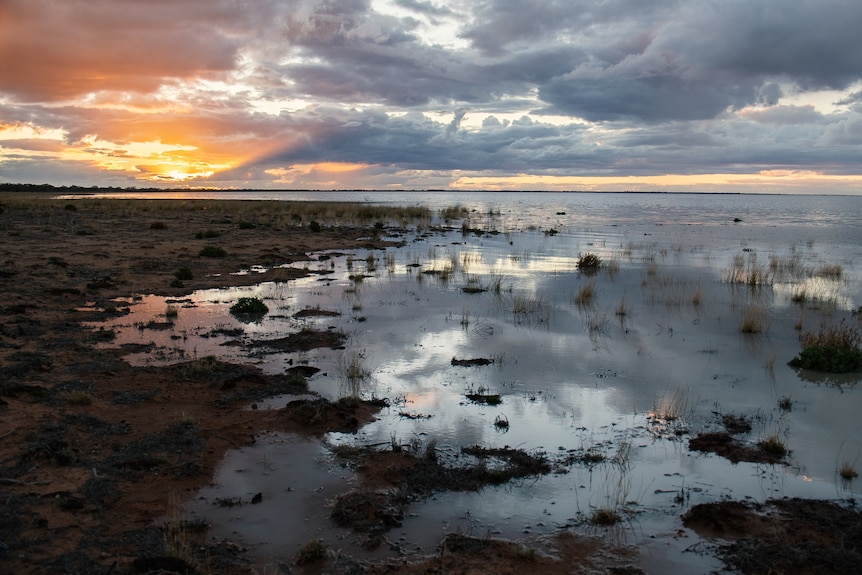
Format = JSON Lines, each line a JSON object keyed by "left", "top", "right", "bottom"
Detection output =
{"left": 651, "top": 387, "right": 689, "bottom": 423}
{"left": 790, "top": 319, "right": 862, "bottom": 373}
{"left": 163, "top": 491, "right": 200, "bottom": 569}
{"left": 758, "top": 434, "right": 789, "bottom": 458}
{"left": 614, "top": 294, "right": 629, "bottom": 317}
{"left": 512, "top": 291, "right": 550, "bottom": 323}
{"left": 726, "top": 252, "right": 773, "bottom": 287}
{"left": 293, "top": 539, "right": 328, "bottom": 565}
{"left": 338, "top": 349, "right": 374, "bottom": 398}
{"left": 574, "top": 282, "right": 596, "bottom": 308}
{"left": 838, "top": 459, "right": 859, "bottom": 481}
{"left": 691, "top": 285, "right": 702, "bottom": 307}
{"left": 739, "top": 305, "right": 769, "bottom": 334}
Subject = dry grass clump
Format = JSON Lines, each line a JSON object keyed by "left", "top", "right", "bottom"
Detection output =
{"left": 838, "top": 459, "right": 858, "bottom": 481}
{"left": 739, "top": 305, "right": 768, "bottom": 334}
{"left": 758, "top": 434, "right": 789, "bottom": 458}
{"left": 574, "top": 282, "right": 596, "bottom": 307}
{"left": 293, "top": 539, "right": 328, "bottom": 565}
{"left": 816, "top": 263, "right": 843, "bottom": 280}
{"left": 725, "top": 252, "right": 773, "bottom": 286}
{"left": 338, "top": 349, "right": 374, "bottom": 398}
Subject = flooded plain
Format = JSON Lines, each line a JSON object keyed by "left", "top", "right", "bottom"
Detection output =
{"left": 86, "top": 192, "right": 862, "bottom": 571}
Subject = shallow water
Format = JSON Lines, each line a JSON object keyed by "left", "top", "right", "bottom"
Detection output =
{"left": 87, "top": 192, "right": 862, "bottom": 571}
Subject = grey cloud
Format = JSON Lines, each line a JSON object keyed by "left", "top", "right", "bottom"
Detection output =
{"left": 395, "top": 0, "right": 454, "bottom": 17}
{"left": 740, "top": 105, "right": 825, "bottom": 125}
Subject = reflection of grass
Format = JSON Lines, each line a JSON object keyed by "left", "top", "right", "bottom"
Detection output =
{"left": 338, "top": 349, "right": 373, "bottom": 398}
{"left": 512, "top": 291, "right": 550, "bottom": 322}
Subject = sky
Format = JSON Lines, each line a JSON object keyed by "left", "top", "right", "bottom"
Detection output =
{"left": 2, "top": 0, "right": 862, "bottom": 194}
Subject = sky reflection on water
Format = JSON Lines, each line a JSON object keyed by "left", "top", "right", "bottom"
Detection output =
{"left": 87, "top": 193, "right": 862, "bottom": 570}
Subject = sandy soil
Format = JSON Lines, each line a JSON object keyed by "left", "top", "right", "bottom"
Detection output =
{"left": 1, "top": 193, "right": 859, "bottom": 575}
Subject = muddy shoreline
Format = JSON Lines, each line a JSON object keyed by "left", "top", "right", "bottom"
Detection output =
{"left": 1, "top": 193, "right": 859, "bottom": 574}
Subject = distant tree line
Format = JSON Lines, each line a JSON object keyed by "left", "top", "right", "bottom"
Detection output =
{"left": 0, "top": 183, "right": 161, "bottom": 193}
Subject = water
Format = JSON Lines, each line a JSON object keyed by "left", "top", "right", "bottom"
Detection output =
{"left": 82, "top": 191, "right": 862, "bottom": 571}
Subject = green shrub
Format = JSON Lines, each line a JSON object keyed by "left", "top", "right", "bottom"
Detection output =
{"left": 789, "top": 320, "right": 862, "bottom": 373}
{"left": 195, "top": 229, "right": 220, "bottom": 239}
{"left": 149, "top": 221, "right": 167, "bottom": 230}
{"left": 308, "top": 220, "right": 322, "bottom": 232}
{"left": 230, "top": 297, "right": 268, "bottom": 315}
{"left": 238, "top": 221, "right": 256, "bottom": 229}
{"left": 199, "top": 246, "right": 227, "bottom": 258}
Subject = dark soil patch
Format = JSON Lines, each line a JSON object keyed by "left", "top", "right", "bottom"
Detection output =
{"left": 293, "top": 308, "right": 341, "bottom": 318}
{"left": 683, "top": 498, "right": 862, "bottom": 574}
{"left": 280, "top": 397, "right": 387, "bottom": 435}
{"left": 451, "top": 356, "right": 494, "bottom": 366}
{"left": 329, "top": 443, "right": 552, "bottom": 547}
{"left": 285, "top": 365, "right": 321, "bottom": 378}
{"left": 465, "top": 392, "right": 502, "bottom": 405}
{"left": 352, "top": 532, "right": 644, "bottom": 575}
{"left": 689, "top": 432, "right": 786, "bottom": 464}
{"left": 244, "top": 329, "right": 347, "bottom": 352}
{"left": 720, "top": 412, "right": 753, "bottom": 434}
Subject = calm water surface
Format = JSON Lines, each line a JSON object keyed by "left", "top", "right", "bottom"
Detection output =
{"left": 84, "top": 192, "right": 862, "bottom": 572}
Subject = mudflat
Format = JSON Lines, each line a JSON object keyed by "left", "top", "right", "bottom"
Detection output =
{"left": 1, "top": 193, "right": 859, "bottom": 575}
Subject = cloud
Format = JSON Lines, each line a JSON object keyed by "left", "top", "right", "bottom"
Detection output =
{"left": 2, "top": 0, "right": 862, "bottom": 190}
{"left": 0, "top": 0, "right": 253, "bottom": 102}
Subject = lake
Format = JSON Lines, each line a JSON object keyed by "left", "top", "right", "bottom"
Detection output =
{"left": 84, "top": 191, "right": 862, "bottom": 572}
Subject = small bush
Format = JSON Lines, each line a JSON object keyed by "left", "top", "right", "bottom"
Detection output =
{"left": 577, "top": 252, "right": 602, "bottom": 272}
{"left": 308, "top": 220, "right": 322, "bottom": 233}
{"left": 230, "top": 297, "right": 268, "bottom": 315}
{"left": 740, "top": 305, "right": 768, "bottom": 334}
{"left": 589, "top": 508, "right": 622, "bottom": 526}
{"left": 149, "top": 221, "right": 167, "bottom": 230}
{"left": 839, "top": 460, "right": 858, "bottom": 480}
{"left": 199, "top": 246, "right": 227, "bottom": 258}
{"left": 174, "top": 267, "right": 193, "bottom": 280}
{"left": 238, "top": 221, "right": 256, "bottom": 229}
{"left": 195, "top": 229, "right": 220, "bottom": 239}
{"left": 789, "top": 320, "right": 862, "bottom": 373}
{"left": 64, "top": 203, "right": 77, "bottom": 211}
{"left": 293, "top": 539, "right": 327, "bottom": 565}
{"left": 758, "top": 435, "right": 788, "bottom": 458}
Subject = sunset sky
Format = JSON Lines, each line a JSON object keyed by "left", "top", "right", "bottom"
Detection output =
{"left": 2, "top": 0, "right": 862, "bottom": 193}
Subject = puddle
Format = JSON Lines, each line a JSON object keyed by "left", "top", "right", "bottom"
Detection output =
{"left": 86, "top": 206, "right": 862, "bottom": 571}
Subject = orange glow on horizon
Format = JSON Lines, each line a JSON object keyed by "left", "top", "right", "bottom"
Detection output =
{"left": 451, "top": 172, "right": 862, "bottom": 192}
